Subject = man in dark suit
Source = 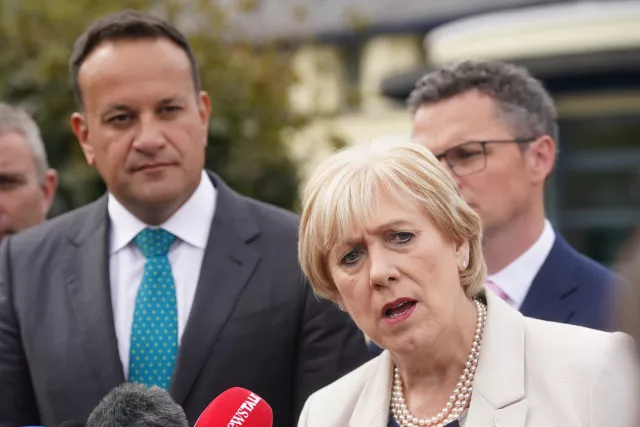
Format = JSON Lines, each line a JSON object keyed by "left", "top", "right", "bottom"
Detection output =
{"left": 369, "top": 60, "right": 615, "bottom": 356}
{"left": 0, "top": 10, "right": 369, "bottom": 427}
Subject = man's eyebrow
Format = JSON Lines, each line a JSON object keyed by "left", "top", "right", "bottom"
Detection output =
{"left": 101, "top": 96, "right": 187, "bottom": 115}
{"left": 101, "top": 104, "right": 133, "bottom": 117}
{"left": 158, "top": 96, "right": 185, "bottom": 105}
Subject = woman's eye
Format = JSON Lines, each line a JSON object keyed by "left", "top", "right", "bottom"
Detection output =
{"left": 390, "top": 232, "right": 414, "bottom": 243}
{"left": 341, "top": 249, "right": 361, "bottom": 265}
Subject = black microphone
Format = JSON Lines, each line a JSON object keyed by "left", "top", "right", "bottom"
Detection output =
{"left": 58, "top": 421, "right": 85, "bottom": 427}
{"left": 86, "top": 382, "right": 188, "bottom": 427}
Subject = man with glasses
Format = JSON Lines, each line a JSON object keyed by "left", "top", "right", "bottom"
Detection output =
{"left": 370, "top": 60, "right": 615, "bottom": 356}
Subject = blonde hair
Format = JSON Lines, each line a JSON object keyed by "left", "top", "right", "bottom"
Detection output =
{"left": 298, "top": 135, "right": 486, "bottom": 302}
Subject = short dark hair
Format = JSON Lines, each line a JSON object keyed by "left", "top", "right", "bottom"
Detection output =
{"left": 86, "top": 383, "right": 188, "bottom": 427}
{"left": 408, "top": 60, "right": 558, "bottom": 143}
{"left": 70, "top": 9, "right": 201, "bottom": 108}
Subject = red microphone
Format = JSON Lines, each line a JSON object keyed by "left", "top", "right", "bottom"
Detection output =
{"left": 194, "top": 387, "right": 273, "bottom": 427}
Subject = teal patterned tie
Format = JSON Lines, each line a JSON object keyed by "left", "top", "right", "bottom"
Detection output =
{"left": 128, "top": 228, "right": 178, "bottom": 390}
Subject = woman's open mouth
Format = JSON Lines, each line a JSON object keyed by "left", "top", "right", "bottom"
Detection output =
{"left": 382, "top": 299, "right": 417, "bottom": 324}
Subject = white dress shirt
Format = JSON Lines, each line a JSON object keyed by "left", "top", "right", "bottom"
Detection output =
{"left": 108, "top": 170, "right": 216, "bottom": 378}
{"left": 485, "top": 219, "right": 555, "bottom": 310}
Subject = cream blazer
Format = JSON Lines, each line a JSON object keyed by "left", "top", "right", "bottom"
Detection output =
{"left": 298, "top": 291, "right": 640, "bottom": 427}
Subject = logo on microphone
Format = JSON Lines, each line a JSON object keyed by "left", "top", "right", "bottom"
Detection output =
{"left": 227, "top": 393, "right": 262, "bottom": 426}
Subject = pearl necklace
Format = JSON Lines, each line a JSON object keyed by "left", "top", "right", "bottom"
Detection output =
{"left": 390, "top": 299, "right": 487, "bottom": 427}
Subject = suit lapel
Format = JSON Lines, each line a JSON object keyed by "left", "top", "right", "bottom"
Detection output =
{"left": 467, "top": 292, "right": 527, "bottom": 427}
{"left": 467, "top": 392, "right": 526, "bottom": 427}
{"left": 349, "top": 351, "right": 394, "bottom": 427}
{"left": 348, "top": 294, "right": 528, "bottom": 427}
{"left": 64, "top": 196, "right": 124, "bottom": 396}
{"left": 520, "top": 234, "right": 578, "bottom": 324}
{"left": 170, "top": 173, "right": 261, "bottom": 404}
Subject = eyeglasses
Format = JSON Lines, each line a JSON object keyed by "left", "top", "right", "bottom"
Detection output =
{"left": 434, "top": 138, "right": 536, "bottom": 177}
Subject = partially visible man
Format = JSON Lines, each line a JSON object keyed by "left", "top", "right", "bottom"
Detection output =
{"left": 0, "top": 103, "right": 57, "bottom": 241}
{"left": 409, "top": 60, "right": 615, "bottom": 328}
{"left": 369, "top": 60, "right": 615, "bottom": 357}
{"left": 0, "top": 9, "right": 368, "bottom": 427}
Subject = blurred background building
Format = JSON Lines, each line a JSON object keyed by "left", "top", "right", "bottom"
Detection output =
{"left": 1, "top": 0, "right": 638, "bottom": 265}
{"left": 224, "top": 0, "right": 640, "bottom": 266}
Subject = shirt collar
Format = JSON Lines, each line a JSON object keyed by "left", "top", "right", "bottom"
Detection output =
{"left": 108, "top": 170, "right": 217, "bottom": 254}
{"left": 485, "top": 219, "right": 556, "bottom": 308}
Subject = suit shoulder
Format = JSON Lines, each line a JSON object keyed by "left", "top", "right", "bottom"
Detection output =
{"left": 573, "top": 250, "right": 614, "bottom": 281}
{"left": 560, "top": 238, "right": 614, "bottom": 283}
{"left": 6, "top": 200, "right": 103, "bottom": 254}
{"left": 240, "top": 195, "right": 300, "bottom": 232}
{"left": 524, "top": 317, "right": 625, "bottom": 368}
{"left": 522, "top": 318, "right": 639, "bottom": 425}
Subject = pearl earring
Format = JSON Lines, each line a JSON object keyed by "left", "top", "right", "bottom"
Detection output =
{"left": 338, "top": 305, "right": 345, "bottom": 311}
{"left": 461, "top": 260, "right": 467, "bottom": 269}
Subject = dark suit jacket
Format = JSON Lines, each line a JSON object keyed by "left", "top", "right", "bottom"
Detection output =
{"left": 368, "top": 233, "right": 616, "bottom": 357}
{"left": 518, "top": 233, "right": 615, "bottom": 330}
{"left": 0, "top": 172, "right": 369, "bottom": 427}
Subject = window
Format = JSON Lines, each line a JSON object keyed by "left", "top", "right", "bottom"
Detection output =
{"left": 556, "top": 114, "right": 640, "bottom": 265}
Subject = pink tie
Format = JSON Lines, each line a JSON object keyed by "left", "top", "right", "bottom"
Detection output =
{"left": 485, "top": 280, "right": 510, "bottom": 302}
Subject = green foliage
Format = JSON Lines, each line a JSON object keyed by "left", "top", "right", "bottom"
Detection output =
{"left": 0, "top": 0, "right": 311, "bottom": 214}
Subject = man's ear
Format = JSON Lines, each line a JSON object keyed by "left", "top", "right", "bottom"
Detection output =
{"left": 40, "top": 169, "right": 58, "bottom": 217}
{"left": 198, "top": 91, "right": 211, "bottom": 147}
{"left": 71, "top": 112, "right": 95, "bottom": 166}
{"left": 527, "top": 135, "right": 556, "bottom": 184}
